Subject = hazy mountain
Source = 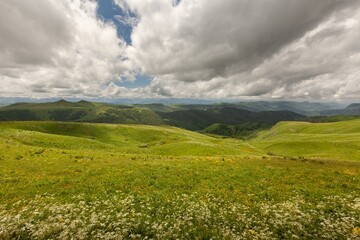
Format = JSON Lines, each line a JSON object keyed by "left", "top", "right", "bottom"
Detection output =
{"left": 320, "top": 103, "right": 360, "bottom": 116}
{"left": 172, "top": 101, "right": 344, "bottom": 116}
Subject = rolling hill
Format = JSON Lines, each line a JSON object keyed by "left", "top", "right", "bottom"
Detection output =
{"left": 0, "top": 100, "right": 164, "bottom": 125}
{"left": 0, "top": 121, "right": 260, "bottom": 156}
{"left": 0, "top": 100, "right": 309, "bottom": 138}
{"left": 171, "top": 101, "right": 343, "bottom": 116}
{"left": 1, "top": 120, "right": 360, "bottom": 239}
{"left": 3, "top": 100, "right": 360, "bottom": 141}
{"left": 3, "top": 119, "right": 360, "bottom": 161}
{"left": 158, "top": 107, "right": 306, "bottom": 131}
{"left": 251, "top": 118, "right": 360, "bottom": 161}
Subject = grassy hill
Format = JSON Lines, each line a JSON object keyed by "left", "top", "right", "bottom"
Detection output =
{"left": 172, "top": 101, "right": 343, "bottom": 116}
{"left": 0, "top": 100, "right": 164, "bottom": 125}
{"left": 0, "top": 121, "right": 260, "bottom": 156}
{"left": 309, "top": 115, "right": 359, "bottom": 123}
{"left": 159, "top": 108, "right": 305, "bottom": 130}
{"left": 202, "top": 122, "right": 270, "bottom": 139}
{"left": 0, "top": 100, "right": 310, "bottom": 139}
{"left": 1, "top": 120, "right": 360, "bottom": 239}
{"left": 252, "top": 119, "right": 360, "bottom": 161}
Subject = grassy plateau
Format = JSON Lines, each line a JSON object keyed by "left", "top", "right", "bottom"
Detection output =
{"left": 1, "top": 120, "right": 360, "bottom": 239}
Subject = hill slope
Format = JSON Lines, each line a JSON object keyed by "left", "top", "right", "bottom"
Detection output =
{"left": 0, "top": 100, "right": 308, "bottom": 138}
{"left": 0, "top": 121, "right": 261, "bottom": 156}
{"left": 0, "top": 100, "right": 164, "bottom": 125}
{"left": 172, "top": 101, "right": 343, "bottom": 116}
{"left": 1, "top": 121, "right": 360, "bottom": 239}
{"left": 158, "top": 107, "right": 306, "bottom": 131}
{"left": 251, "top": 119, "right": 360, "bottom": 161}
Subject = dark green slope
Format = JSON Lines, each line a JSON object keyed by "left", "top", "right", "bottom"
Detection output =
{"left": 158, "top": 107, "right": 306, "bottom": 131}
{"left": 133, "top": 103, "right": 176, "bottom": 112}
{"left": 0, "top": 100, "right": 164, "bottom": 125}
{"left": 92, "top": 107, "right": 164, "bottom": 125}
{"left": 0, "top": 100, "right": 308, "bottom": 138}
{"left": 172, "top": 101, "right": 342, "bottom": 116}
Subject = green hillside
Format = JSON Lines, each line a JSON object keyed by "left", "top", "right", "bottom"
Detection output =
{"left": 173, "top": 101, "right": 343, "bottom": 116}
{"left": 202, "top": 122, "right": 270, "bottom": 139}
{"left": 252, "top": 119, "right": 360, "bottom": 161}
{"left": 0, "top": 100, "right": 164, "bottom": 125}
{"left": 158, "top": 108, "right": 305, "bottom": 131}
{"left": 0, "top": 121, "right": 260, "bottom": 156}
{"left": 1, "top": 121, "right": 360, "bottom": 239}
{"left": 0, "top": 100, "right": 310, "bottom": 139}
{"left": 309, "top": 115, "right": 359, "bottom": 123}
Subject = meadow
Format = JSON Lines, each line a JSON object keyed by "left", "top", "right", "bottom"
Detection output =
{"left": 252, "top": 119, "right": 360, "bottom": 161}
{"left": 1, "top": 121, "right": 360, "bottom": 239}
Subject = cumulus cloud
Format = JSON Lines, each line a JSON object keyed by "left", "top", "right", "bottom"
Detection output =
{"left": 120, "top": 0, "right": 360, "bottom": 99}
{"left": 0, "top": 0, "right": 133, "bottom": 98}
{"left": 1, "top": 0, "right": 360, "bottom": 100}
{"left": 114, "top": 0, "right": 138, "bottom": 27}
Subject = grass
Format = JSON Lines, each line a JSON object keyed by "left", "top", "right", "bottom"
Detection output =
{"left": 252, "top": 119, "right": 360, "bottom": 161}
{"left": 1, "top": 120, "right": 360, "bottom": 239}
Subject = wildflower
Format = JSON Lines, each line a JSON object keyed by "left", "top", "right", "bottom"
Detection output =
{"left": 353, "top": 227, "right": 360, "bottom": 236}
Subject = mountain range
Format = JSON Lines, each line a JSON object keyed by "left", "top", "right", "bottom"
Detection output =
{"left": 0, "top": 100, "right": 359, "bottom": 139}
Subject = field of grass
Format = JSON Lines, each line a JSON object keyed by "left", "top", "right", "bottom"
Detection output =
{"left": 252, "top": 119, "right": 360, "bottom": 161}
{"left": 1, "top": 121, "right": 360, "bottom": 239}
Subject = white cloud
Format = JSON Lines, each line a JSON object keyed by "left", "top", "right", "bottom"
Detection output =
{"left": 0, "top": 0, "right": 133, "bottom": 98}
{"left": 1, "top": 0, "right": 360, "bottom": 100}
{"left": 118, "top": 0, "right": 360, "bottom": 99}
{"left": 113, "top": 0, "right": 138, "bottom": 27}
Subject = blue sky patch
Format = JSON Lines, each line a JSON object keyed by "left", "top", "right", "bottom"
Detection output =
{"left": 97, "top": 0, "right": 151, "bottom": 88}
{"left": 118, "top": 75, "right": 153, "bottom": 89}
{"left": 97, "top": 0, "right": 133, "bottom": 45}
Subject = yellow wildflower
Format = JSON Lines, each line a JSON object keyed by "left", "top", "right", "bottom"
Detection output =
{"left": 353, "top": 227, "right": 360, "bottom": 236}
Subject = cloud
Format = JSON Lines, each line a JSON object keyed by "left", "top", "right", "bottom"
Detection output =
{"left": 0, "top": 0, "right": 133, "bottom": 98}
{"left": 1, "top": 0, "right": 359, "bottom": 100}
{"left": 113, "top": 0, "right": 139, "bottom": 27}
{"left": 120, "top": 0, "right": 360, "bottom": 99}
{"left": 114, "top": 14, "right": 138, "bottom": 27}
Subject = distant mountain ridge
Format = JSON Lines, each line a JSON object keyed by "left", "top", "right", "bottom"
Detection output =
{"left": 320, "top": 103, "right": 360, "bottom": 116}
{"left": 346, "top": 103, "right": 360, "bottom": 109}
{"left": 171, "top": 101, "right": 343, "bottom": 116}
{"left": 0, "top": 100, "right": 164, "bottom": 125}
{"left": 2, "top": 99, "right": 357, "bottom": 139}
{"left": 1, "top": 99, "right": 344, "bottom": 115}
{"left": 3, "top": 100, "right": 95, "bottom": 109}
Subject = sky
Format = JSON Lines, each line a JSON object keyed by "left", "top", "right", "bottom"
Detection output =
{"left": 0, "top": 0, "right": 360, "bottom": 100}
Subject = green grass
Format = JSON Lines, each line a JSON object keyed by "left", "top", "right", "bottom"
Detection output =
{"left": 0, "top": 121, "right": 260, "bottom": 156}
{"left": 252, "top": 119, "right": 360, "bottom": 161}
{"left": 1, "top": 120, "right": 360, "bottom": 239}
{"left": 310, "top": 115, "right": 360, "bottom": 122}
